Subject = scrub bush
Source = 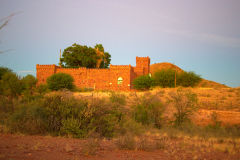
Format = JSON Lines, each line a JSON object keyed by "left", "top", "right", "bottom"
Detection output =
{"left": 153, "top": 69, "right": 201, "bottom": 88}
{"left": 153, "top": 69, "right": 175, "bottom": 88}
{"left": 133, "top": 75, "right": 153, "bottom": 90}
{"left": 47, "top": 73, "right": 74, "bottom": 91}
{"left": 132, "top": 93, "right": 164, "bottom": 128}
{"left": 42, "top": 92, "right": 124, "bottom": 138}
{"left": 177, "top": 71, "right": 201, "bottom": 87}
{"left": 168, "top": 89, "right": 198, "bottom": 126}
{"left": 9, "top": 103, "right": 48, "bottom": 134}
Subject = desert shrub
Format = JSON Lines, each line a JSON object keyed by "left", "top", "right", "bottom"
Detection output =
{"left": 42, "top": 92, "right": 123, "bottom": 138}
{"left": 42, "top": 92, "right": 86, "bottom": 134}
{"left": 116, "top": 134, "right": 163, "bottom": 151}
{"left": 76, "top": 87, "right": 94, "bottom": 92}
{"left": 9, "top": 103, "right": 48, "bottom": 134}
{"left": 115, "top": 133, "right": 136, "bottom": 150}
{"left": 60, "top": 118, "right": 83, "bottom": 138}
{"left": 0, "top": 66, "right": 12, "bottom": 80}
{"left": 132, "top": 93, "right": 164, "bottom": 128}
{"left": 36, "top": 84, "right": 49, "bottom": 95}
{"left": 117, "top": 117, "right": 145, "bottom": 136}
{"left": 86, "top": 98, "right": 122, "bottom": 137}
{"left": 46, "top": 73, "right": 74, "bottom": 91}
{"left": 81, "top": 138, "right": 100, "bottom": 155}
{"left": 160, "top": 123, "right": 240, "bottom": 139}
{"left": 22, "top": 74, "right": 37, "bottom": 91}
{"left": 168, "top": 89, "right": 198, "bottom": 126}
{"left": 108, "top": 92, "right": 126, "bottom": 124}
{"left": 109, "top": 92, "right": 126, "bottom": 106}
{"left": 197, "top": 125, "right": 240, "bottom": 138}
{"left": 177, "top": 71, "right": 201, "bottom": 87}
{"left": 153, "top": 69, "right": 175, "bottom": 88}
{"left": 133, "top": 75, "right": 153, "bottom": 90}
{"left": 137, "top": 136, "right": 165, "bottom": 151}
{"left": 0, "top": 96, "right": 14, "bottom": 114}
{"left": 1, "top": 72, "right": 23, "bottom": 98}
{"left": 0, "top": 96, "right": 15, "bottom": 125}
{"left": 210, "top": 112, "right": 222, "bottom": 128}
{"left": 153, "top": 69, "right": 201, "bottom": 88}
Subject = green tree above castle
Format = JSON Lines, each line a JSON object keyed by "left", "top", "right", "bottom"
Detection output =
{"left": 60, "top": 43, "right": 111, "bottom": 68}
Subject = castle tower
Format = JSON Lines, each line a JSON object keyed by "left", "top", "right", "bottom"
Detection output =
{"left": 135, "top": 56, "right": 150, "bottom": 75}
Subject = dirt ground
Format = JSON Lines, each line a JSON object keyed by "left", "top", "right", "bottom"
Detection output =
{"left": 0, "top": 133, "right": 240, "bottom": 160}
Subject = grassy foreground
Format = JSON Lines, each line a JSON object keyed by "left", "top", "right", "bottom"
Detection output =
{"left": 0, "top": 88, "right": 240, "bottom": 159}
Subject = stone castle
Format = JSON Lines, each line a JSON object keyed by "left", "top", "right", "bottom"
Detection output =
{"left": 36, "top": 56, "right": 150, "bottom": 91}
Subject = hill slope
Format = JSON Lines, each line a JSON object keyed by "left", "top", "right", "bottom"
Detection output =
{"left": 150, "top": 62, "right": 228, "bottom": 88}
{"left": 150, "top": 62, "right": 183, "bottom": 74}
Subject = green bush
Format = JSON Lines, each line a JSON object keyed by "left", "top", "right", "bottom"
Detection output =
{"left": 42, "top": 92, "right": 85, "bottom": 134}
{"left": 133, "top": 75, "right": 153, "bottom": 90}
{"left": 117, "top": 117, "right": 144, "bottom": 136}
{"left": 1, "top": 72, "right": 23, "bottom": 97}
{"left": 177, "top": 71, "right": 201, "bottom": 87}
{"left": 153, "top": 69, "right": 175, "bottom": 88}
{"left": 37, "top": 84, "right": 49, "bottom": 95}
{"left": 0, "top": 96, "right": 15, "bottom": 125}
{"left": 46, "top": 73, "right": 74, "bottom": 91}
{"left": 0, "top": 67, "right": 12, "bottom": 95}
{"left": 0, "top": 66, "right": 12, "bottom": 80}
{"left": 153, "top": 69, "right": 201, "bottom": 88}
{"left": 42, "top": 92, "right": 123, "bottom": 138}
{"left": 87, "top": 98, "right": 122, "bottom": 137}
{"left": 168, "top": 89, "right": 198, "bottom": 126}
{"left": 132, "top": 93, "right": 164, "bottom": 128}
{"left": 22, "top": 74, "right": 37, "bottom": 91}
{"left": 61, "top": 118, "right": 83, "bottom": 138}
{"left": 9, "top": 103, "right": 48, "bottom": 134}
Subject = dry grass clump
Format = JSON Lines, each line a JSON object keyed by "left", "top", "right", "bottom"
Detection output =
{"left": 81, "top": 138, "right": 100, "bottom": 155}
{"left": 115, "top": 133, "right": 136, "bottom": 150}
{"left": 115, "top": 133, "right": 167, "bottom": 151}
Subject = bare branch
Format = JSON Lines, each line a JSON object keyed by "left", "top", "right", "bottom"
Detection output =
{"left": 0, "top": 11, "right": 22, "bottom": 54}
{"left": 0, "top": 49, "right": 14, "bottom": 54}
{"left": 0, "top": 11, "right": 23, "bottom": 30}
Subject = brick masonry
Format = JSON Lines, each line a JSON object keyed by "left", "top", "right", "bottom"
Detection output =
{"left": 36, "top": 56, "right": 150, "bottom": 91}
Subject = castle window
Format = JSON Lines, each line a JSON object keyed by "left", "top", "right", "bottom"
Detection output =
{"left": 117, "top": 77, "right": 123, "bottom": 85}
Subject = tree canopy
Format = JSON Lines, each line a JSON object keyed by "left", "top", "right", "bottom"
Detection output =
{"left": 60, "top": 43, "right": 111, "bottom": 68}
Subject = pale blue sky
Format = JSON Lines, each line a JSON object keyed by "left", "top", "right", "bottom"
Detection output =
{"left": 0, "top": 0, "right": 240, "bottom": 87}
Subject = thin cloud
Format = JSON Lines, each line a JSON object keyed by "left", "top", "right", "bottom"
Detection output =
{"left": 163, "top": 29, "right": 240, "bottom": 48}
{"left": 17, "top": 70, "right": 35, "bottom": 73}
{"left": 0, "top": 49, "right": 14, "bottom": 54}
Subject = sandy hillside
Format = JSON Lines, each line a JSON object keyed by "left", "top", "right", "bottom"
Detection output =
{"left": 150, "top": 62, "right": 228, "bottom": 88}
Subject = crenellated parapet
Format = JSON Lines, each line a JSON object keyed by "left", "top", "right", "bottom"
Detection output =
{"left": 110, "top": 64, "right": 132, "bottom": 70}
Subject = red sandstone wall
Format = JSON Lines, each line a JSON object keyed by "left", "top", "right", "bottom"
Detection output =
{"left": 109, "top": 65, "right": 131, "bottom": 91}
{"left": 36, "top": 57, "right": 150, "bottom": 91}
{"left": 36, "top": 64, "right": 56, "bottom": 84}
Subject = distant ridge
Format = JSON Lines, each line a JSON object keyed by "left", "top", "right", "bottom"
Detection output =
{"left": 150, "top": 62, "right": 228, "bottom": 88}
